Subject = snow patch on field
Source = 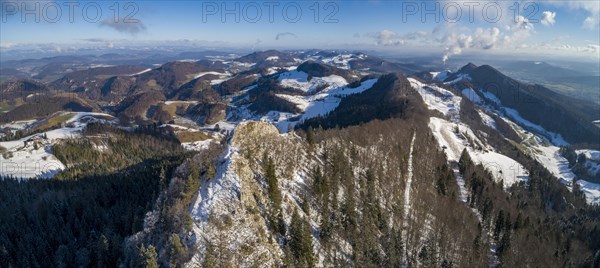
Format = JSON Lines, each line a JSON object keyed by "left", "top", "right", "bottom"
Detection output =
{"left": 471, "top": 152, "right": 529, "bottom": 186}
{"left": 203, "top": 120, "right": 237, "bottom": 132}
{"left": 503, "top": 107, "right": 568, "bottom": 146}
{"left": 66, "top": 112, "right": 116, "bottom": 127}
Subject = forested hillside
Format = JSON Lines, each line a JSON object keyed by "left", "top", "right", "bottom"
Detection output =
{"left": 0, "top": 50, "right": 599, "bottom": 267}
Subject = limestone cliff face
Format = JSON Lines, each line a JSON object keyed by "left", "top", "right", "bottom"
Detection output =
{"left": 187, "top": 121, "right": 308, "bottom": 267}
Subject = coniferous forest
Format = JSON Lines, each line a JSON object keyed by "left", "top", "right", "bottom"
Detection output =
{"left": 0, "top": 48, "right": 599, "bottom": 268}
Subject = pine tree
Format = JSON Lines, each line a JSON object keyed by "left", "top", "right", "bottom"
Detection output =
{"left": 306, "top": 127, "right": 315, "bottom": 146}
{"left": 313, "top": 166, "right": 325, "bottom": 200}
{"left": 159, "top": 167, "right": 167, "bottom": 189}
{"left": 202, "top": 243, "right": 218, "bottom": 268}
{"left": 290, "top": 209, "right": 315, "bottom": 267}
{"left": 459, "top": 148, "right": 472, "bottom": 173}
{"left": 138, "top": 244, "right": 158, "bottom": 268}
{"left": 265, "top": 156, "right": 281, "bottom": 209}
{"left": 497, "top": 231, "right": 511, "bottom": 257}
{"left": 319, "top": 202, "right": 332, "bottom": 243}
{"left": 342, "top": 181, "right": 357, "bottom": 235}
{"left": 494, "top": 210, "right": 505, "bottom": 242}
{"left": 168, "top": 234, "right": 186, "bottom": 267}
{"left": 264, "top": 154, "right": 284, "bottom": 235}
{"left": 183, "top": 163, "right": 200, "bottom": 200}
{"left": 283, "top": 244, "right": 294, "bottom": 268}
{"left": 301, "top": 192, "right": 310, "bottom": 215}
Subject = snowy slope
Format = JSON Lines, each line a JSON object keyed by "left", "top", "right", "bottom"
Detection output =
{"left": 190, "top": 146, "right": 243, "bottom": 222}
{"left": 318, "top": 54, "right": 353, "bottom": 69}
{"left": 130, "top": 68, "right": 152, "bottom": 76}
{"left": 461, "top": 88, "right": 482, "bottom": 104}
{"left": 0, "top": 127, "right": 77, "bottom": 179}
{"left": 575, "top": 149, "right": 600, "bottom": 179}
{"left": 0, "top": 112, "right": 116, "bottom": 179}
{"left": 194, "top": 71, "right": 229, "bottom": 79}
{"left": 428, "top": 117, "right": 529, "bottom": 188}
{"left": 274, "top": 78, "right": 378, "bottom": 131}
{"left": 1, "top": 119, "right": 37, "bottom": 132}
{"left": 442, "top": 69, "right": 600, "bottom": 204}
{"left": 477, "top": 110, "right": 496, "bottom": 129}
{"left": 187, "top": 122, "right": 319, "bottom": 266}
{"left": 488, "top": 99, "right": 599, "bottom": 203}
{"left": 577, "top": 150, "right": 600, "bottom": 161}
{"left": 306, "top": 52, "right": 363, "bottom": 70}
{"left": 410, "top": 77, "right": 529, "bottom": 187}
{"left": 408, "top": 78, "right": 462, "bottom": 121}
{"left": 187, "top": 144, "right": 283, "bottom": 266}
{"left": 209, "top": 77, "right": 377, "bottom": 134}
{"left": 477, "top": 90, "right": 568, "bottom": 146}
{"left": 277, "top": 70, "right": 348, "bottom": 93}
{"left": 431, "top": 71, "right": 451, "bottom": 81}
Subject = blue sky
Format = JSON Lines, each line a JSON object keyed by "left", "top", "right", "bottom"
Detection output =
{"left": 1, "top": 0, "right": 599, "bottom": 61}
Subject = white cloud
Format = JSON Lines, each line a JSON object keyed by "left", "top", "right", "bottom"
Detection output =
{"left": 546, "top": 1, "right": 599, "bottom": 29}
{"left": 441, "top": 27, "right": 504, "bottom": 62}
{"left": 438, "top": 16, "right": 536, "bottom": 63}
{"left": 472, "top": 27, "right": 501, "bottom": 49}
{"left": 100, "top": 17, "right": 147, "bottom": 36}
{"left": 366, "top": 30, "right": 405, "bottom": 46}
{"left": 583, "top": 16, "right": 599, "bottom": 30}
{"left": 275, "top": 32, "right": 297, "bottom": 40}
{"left": 541, "top": 11, "right": 556, "bottom": 26}
{"left": 514, "top": 15, "right": 534, "bottom": 31}
{"left": 0, "top": 42, "right": 15, "bottom": 49}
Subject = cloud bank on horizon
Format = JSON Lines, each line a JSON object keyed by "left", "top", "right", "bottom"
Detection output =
{"left": 0, "top": 0, "right": 598, "bottom": 61}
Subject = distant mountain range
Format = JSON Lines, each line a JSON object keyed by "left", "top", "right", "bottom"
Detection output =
{"left": 1, "top": 49, "right": 600, "bottom": 268}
